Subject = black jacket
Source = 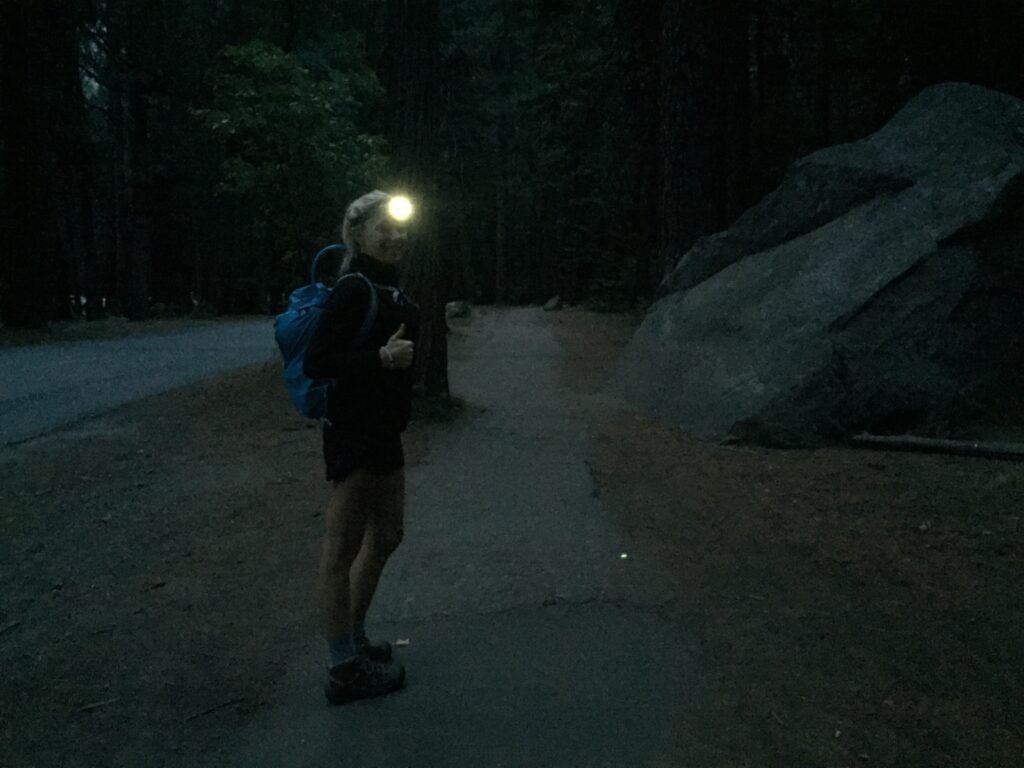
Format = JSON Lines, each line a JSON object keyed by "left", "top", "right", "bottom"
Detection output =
{"left": 303, "top": 254, "right": 420, "bottom": 435}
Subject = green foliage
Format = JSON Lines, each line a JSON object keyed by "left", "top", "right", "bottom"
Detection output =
{"left": 7, "top": 0, "right": 1024, "bottom": 323}
{"left": 191, "top": 39, "right": 386, "bottom": 309}
{"left": 436, "top": 0, "right": 624, "bottom": 303}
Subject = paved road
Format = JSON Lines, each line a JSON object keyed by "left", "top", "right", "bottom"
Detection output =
{"left": 179, "top": 308, "right": 690, "bottom": 768}
{"left": 0, "top": 320, "right": 277, "bottom": 446}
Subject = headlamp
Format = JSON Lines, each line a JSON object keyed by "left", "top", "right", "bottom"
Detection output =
{"left": 387, "top": 195, "right": 414, "bottom": 223}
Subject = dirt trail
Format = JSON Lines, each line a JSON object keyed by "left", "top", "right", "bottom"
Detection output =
{"left": 1, "top": 307, "right": 1021, "bottom": 767}
{"left": 184, "top": 307, "right": 687, "bottom": 768}
{"left": 1, "top": 307, "right": 685, "bottom": 768}
{"left": 548, "top": 311, "right": 1024, "bottom": 767}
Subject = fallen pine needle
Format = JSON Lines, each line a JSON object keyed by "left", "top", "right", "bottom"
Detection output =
{"left": 0, "top": 620, "right": 22, "bottom": 636}
{"left": 186, "top": 698, "right": 245, "bottom": 722}
{"left": 78, "top": 698, "right": 119, "bottom": 712}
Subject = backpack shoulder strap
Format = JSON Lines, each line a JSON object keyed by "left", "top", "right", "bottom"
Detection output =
{"left": 345, "top": 272, "right": 379, "bottom": 347}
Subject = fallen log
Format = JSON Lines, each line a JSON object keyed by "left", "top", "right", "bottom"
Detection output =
{"left": 851, "top": 433, "right": 1024, "bottom": 461}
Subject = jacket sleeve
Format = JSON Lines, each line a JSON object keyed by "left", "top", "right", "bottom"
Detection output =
{"left": 303, "top": 278, "right": 382, "bottom": 381}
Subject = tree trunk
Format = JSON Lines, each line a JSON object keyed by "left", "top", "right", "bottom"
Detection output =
{"left": 108, "top": 67, "right": 134, "bottom": 316}
{"left": 658, "top": 1, "right": 701, "bottom": 276}
{"left": 105, "top": 9, "right": 149, "bottom": 319}
{"left": 0, "top": 1, "right": 84, "bottom": 328}
{"left": 616, "top": 0, "right": 661, "bottom": 296}
{"left": 382, "top": 0, "right": 449, "bottom": 396}
{"left": 659, "top": 0, "right": 752, "bottom": 279}
{"left": 491, "top": 1, "right": 514, "bottom": 304}
{"left": 816, "top": 0, "right": 834, "bottom": 146}
{"left": 853, "top": 433, "right": 1024, "bottom": 462}
{"left": 0, "top": 3, "right": 47, "bottom": 327}
{"left": 494, "top": 121, "right": 510, "bottom": 303}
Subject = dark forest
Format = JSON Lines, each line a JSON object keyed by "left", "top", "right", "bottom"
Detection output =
{"left": 3, "top": 1, "right": 1023, "bottom": 356}
{"left": 4, "top": 4, "right": 1024, "bottom": 765}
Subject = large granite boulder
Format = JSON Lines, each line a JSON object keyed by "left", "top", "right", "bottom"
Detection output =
{"left": 615, "top": 83, "right": 1024, "bottom": 446}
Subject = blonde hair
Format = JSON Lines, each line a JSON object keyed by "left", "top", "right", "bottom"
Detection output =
{"left": 340, "top": 189, "right": 390, "bottom": 274}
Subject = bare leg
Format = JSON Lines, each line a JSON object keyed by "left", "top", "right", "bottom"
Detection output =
{"left": 349, "top": 468, "right": 406, "bottom": 626}
{"left": 319, "top": 470, "right": 373, "bottom": 639}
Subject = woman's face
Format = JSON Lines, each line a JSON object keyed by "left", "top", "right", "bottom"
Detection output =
{"left": 358, "top": 208, "right": 408, "bottom": 264}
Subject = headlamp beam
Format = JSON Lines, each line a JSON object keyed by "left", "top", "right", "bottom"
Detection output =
{"left": 387, "top": 195, "right": 414, "bottom": 223}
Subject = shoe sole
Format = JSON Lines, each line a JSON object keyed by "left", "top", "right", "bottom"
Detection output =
{"left": 324, "top": 668, "right": 406, "bottom": 705}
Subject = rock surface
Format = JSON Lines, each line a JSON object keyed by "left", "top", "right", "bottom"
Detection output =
{"left": 616, "top": 83, "right": 1024, "bottom": 445}
{"left": 445, "top": 300, "right": 471, "bottom": 319}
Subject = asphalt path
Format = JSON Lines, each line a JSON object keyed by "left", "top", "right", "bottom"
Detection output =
{"left": 0, "top": 320, "right": 277, "bottom": 446}
{"left": 180, "top": 308, "right": 690, "bottom": 768}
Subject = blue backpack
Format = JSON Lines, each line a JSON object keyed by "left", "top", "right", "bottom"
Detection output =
{"left": 274, "top": 244, "right": 379, "bottom": 419}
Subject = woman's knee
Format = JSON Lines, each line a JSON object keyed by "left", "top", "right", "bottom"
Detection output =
{"left": 319, "top": 534, "right": 362, "bottom": 576}
{"left": 368, "top": 469, "right": 405, "bottom": 558}
{"left": 361, "top": 521, "right": 403, "bottom": 561}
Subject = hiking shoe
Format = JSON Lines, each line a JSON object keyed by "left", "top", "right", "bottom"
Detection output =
{"left": 357, "top": 636, "right": 394, "bottom": 663}
{"left": 324, "top": 655, "right": 405, "bottom": 705}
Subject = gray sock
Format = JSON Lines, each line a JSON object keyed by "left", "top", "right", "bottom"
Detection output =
{"left": 327, "top": 634, "right": 358, "bottom": 667}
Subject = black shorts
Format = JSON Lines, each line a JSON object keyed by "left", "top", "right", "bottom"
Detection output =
{"left": 322, "top": 424, "right": 404, "bottom": 483}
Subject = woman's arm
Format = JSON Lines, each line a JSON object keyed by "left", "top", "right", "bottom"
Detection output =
{"left": 303, "top": 279, "right": 382, "bottom": 381}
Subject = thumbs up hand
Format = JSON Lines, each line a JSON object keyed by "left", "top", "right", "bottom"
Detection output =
{"left": 380, "top": 323, "right": 415, "bottom": 369}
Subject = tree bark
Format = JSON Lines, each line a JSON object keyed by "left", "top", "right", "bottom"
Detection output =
{"left": 853, "top": 433, "right": 1024, "bottom": 462}
{"left": 0, "top": 1, "right": 85, "bottom": 328}
{"left": 108, "top": 65, "right": 134, "bottom": 315}
{"left": 816, "top": 0, "right": 834, "bottom": 146}
{"left": 659, "top": 0, "right": 752, "bottom": 278}
{"left": 494, "top": 121, "right": 510, "bottom": 304}
{"left": 104, "top": 7, "right": 150, "bottom": 319}
{"left": 382, "top": 0, "right": 449, "bottom": 396}
{"left": 616, "top": 0, "right": 661, "bottom": 296}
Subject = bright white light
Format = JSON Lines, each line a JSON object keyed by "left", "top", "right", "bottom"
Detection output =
{"left": 388, "top": 196, "right": 413, "bottom": 222}
{"left": 620, "top": 553, "right": 629, "bottom": 559}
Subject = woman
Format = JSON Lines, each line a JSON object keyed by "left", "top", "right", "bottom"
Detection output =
{"left": 304, "top": 190, "right": 420, "bottom": 704}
